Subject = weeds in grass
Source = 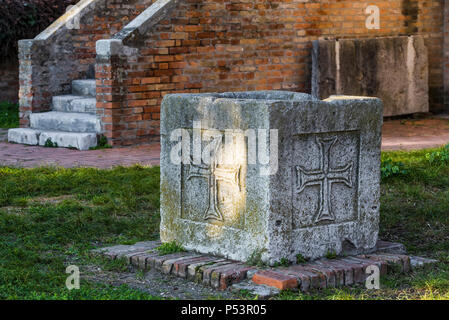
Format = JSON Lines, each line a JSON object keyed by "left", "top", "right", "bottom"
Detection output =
{"left": 0, "top": 165, "right": 160, "bottom": 299}
{"left": 426, "top": 143, "right": 449, "bottom": 166}
{"left": 246, "top": 249, "right": 267, "bottom": 268}
{"left": 156, "top": 241, "right": 186, "bottom": 255}
{"left": 381, "top": 159, "right": 407, "bottom": 180}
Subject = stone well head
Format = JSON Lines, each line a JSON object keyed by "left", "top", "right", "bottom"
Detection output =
{"left": 160, "top": 91, "right": 383, "bottom": 265}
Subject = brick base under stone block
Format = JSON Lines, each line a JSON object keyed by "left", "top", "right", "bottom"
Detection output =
{"left": 92, "top": 240, "right": 437, "bottom": 294}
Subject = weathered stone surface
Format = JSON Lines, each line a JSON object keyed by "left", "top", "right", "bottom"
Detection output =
{"left": 230, "top": 281, "right": 280, "bottom": 299}
{"left": 410, "top": 256, "right": 438, "bottom": 269}
{"left": 30, "top": 111, "right": 101, "bottom": 133}
{"left": 8, "top": 128, "right": 40, "bottom": 145}
{"left": 160, "top": 91, "right": 383, "bottom": 265}
{"left": 52, "top": 95, "right": 96, "bottom": 114}
{"left": 92, "top": 241, "right": 160, "bottom": 259}
{"left": 12, "top": 77, "right": 99, "bottom": 150}
{"left": 72, "top": 79, "right": 96, "bottom": 97}
{"left": 8, "top": 127, "right": 97, "bottom": 151}
{"left": 376, "top": 240, "right": 407, "bottom": 254}
{"left": 312, "top": 36, "right": 428, "bottom": 117}
{"left": 38, "top": 131, "right": 97, "bottom": 151}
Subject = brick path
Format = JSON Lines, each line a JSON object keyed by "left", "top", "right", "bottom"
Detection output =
{"left": 0, "top": 142, "right": 160, "bottom": 168}
{"left": 1, "top": 117, "right": 449, "bottom": 168}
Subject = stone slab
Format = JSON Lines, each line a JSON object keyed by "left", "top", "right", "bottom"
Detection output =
{"left": 72, "top": 79, "right": 96, "bottom": 97}
{"left": 230, "top": 281, "right": 280, "bottom": 299}
{"left": 376, "top": 240, "right": 407, "bottom": 254}
{"left": 8, "top": 127, "right": 97, "bottom": 151}
{"left": 8, "top": 128, "right": 40, "bottom": 145}
{"left": 312, "top": 36, "right": 428, "bottom": 117}
{"left": 410, "top": 256, "right": 438, "bottom": 269}
{"left": 53, "top": 95, "right": 96, "bottom": 114}
{"left": 30, "top": 111, "right": 101, "bottom": 133}
{"left": 38, "top": 130, "right": 97, "bottom": 151}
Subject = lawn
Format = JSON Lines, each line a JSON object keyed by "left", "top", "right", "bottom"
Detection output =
{"left": 0, "top": 101, "right": 19, "bottom": 129}
{"left": 0, "top": 147, "right": 448, "bottom": 300}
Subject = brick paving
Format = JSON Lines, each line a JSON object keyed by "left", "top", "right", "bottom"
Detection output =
{"left": 93, "top": 240, "right": 436, "bottom": 294}
{"left": 1, "top": 117, "right": 449, "bottom": 168}
{"left": 0, "top": 142, "right": 160, "bottom": 168}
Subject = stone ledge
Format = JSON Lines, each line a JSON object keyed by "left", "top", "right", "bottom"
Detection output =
{"left": 113, "top": 0, "right": 179, "bottom": 41}
{"left": 92, "top": 240, "right": 437, "bottom": 294}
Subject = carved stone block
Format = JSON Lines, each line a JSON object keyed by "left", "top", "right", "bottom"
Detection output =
{"left": 160, "top": 91, "right": 383, "bottom": 264}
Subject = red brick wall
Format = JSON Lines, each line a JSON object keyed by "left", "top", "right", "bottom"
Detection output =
{"left": 0, "top": 58, "right": 19, "bottom": 103}
{"left": 100, "top": 0, "right": 444, "bottom": 146}
{"left": 72, "top": 0, "right": 155, "bottom": 76}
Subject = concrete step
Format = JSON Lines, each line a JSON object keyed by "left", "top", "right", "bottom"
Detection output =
{"left": 8, "top": 128, "right": 98, "bottom": 151}
{"left": 30, "top": 111, "right": 101, "bottom": 133}
{"left": 52, "top": 95, "right": 96, "bottom": 113}
{"left": 72, "top": 79, "right": 96, "bottom": 97}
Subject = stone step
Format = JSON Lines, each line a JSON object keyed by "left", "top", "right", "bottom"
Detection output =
{"left": 30, "top": 111, "right": 101, "bottom": 133}
{"left": 8, "top": 128, "right": 97, "bottom": 151}
{"left": 72, "top": 79, "right": 96, "bottom": 97}
{"left": 8, "top": 128, "right": 40, "bottom": 146}
{"left": 52, "top": 95, "right": 96, "bottom": 113}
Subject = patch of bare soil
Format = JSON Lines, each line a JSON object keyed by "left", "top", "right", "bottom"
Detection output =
{"left": 82, "top": 264, "right": 242, "bottom": 300}
{"left": 30, "top": 195, "right": 76, "bottom": 204}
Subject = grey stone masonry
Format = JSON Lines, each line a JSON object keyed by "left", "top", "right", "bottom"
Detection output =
{"left": 160, "top": 91, "right": 383, "bottom": 265}
{"left": 9, "top": 78, "right": 99, "bottom": 151}
{"left": 72, "top": 80, "right": 96, "bottom": 97}
{"left": 30, "top": 112, "right": 100, "bottom": 133}
{"left": 312, "top": 36, "right": 429, "bottom": 117}
{"left": 52, "top": 95, "right": 96, "bottom": 114}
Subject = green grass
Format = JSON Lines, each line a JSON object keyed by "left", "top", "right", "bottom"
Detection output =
{"left": 0, "top": 146, "right": 449, "bottom": 299}
{"left": 0, "top": 165, "right": 161, "bottom": 299}
{"left": 380, "top": 147, "right": 449, "bottom": 255}
{"left": 0, "top": 101, "right": 19, "bottom": 128}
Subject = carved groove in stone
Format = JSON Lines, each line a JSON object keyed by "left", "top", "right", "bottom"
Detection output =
{"left": 295, "top": 137, "right": 353, "bottom": 222}
{"left": 187, "top": 139, "right": 241, "bottom": 222}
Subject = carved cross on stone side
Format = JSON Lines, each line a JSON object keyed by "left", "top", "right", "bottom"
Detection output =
{"left": 295, "top": 137, "right": 353, "bottom": 223}
{"left": 187, "top": 139, "right": 241, "bottom": 222}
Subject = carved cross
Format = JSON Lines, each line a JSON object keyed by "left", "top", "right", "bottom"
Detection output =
{"left": 295, "top": 137, "right": 353, "bottom": 222}
{"left": 187, "top": 139, "right": 240, "bottom": 222}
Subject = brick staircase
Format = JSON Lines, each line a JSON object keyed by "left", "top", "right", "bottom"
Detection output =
{"left": 9, "top": 79, "right": 100, "bottom": 151}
